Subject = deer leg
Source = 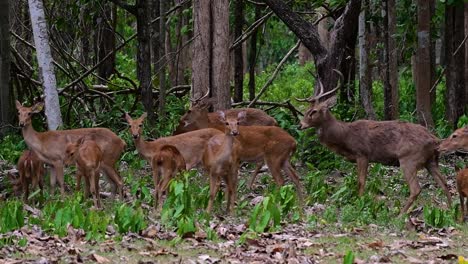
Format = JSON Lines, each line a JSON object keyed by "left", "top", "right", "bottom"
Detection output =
{"left": 89, "top": 169, "right": 100, "bottom": 208}
{"left": 266, "top": 156, "right": 285, "bottom": 187}
{"left": 460, "top": 193, "right": 465, "bottom": 222}
{"left": 207, "top": 169, "right": 221, "bottom": 213}
{"left": 83, "top": 170, "right": 91, "bottom": 198}
{"left": 157, "top": 169, "right": 175, "bottom": 211}
{"left": 400, "top": 163, "right": 421, "bottom": 214}
{"left": 100, "top": 163, "right": 123, "bottom": 198}
{"left": 23, "top": 178, "right": 29, "bottom": 202}
{"left": 426, "top": 161, "right": 452, "bottom": 208}
{"left": 356, "top": 158, "right": 369, "bottom": 196}
{"left": 151, "top": 162, "right": 160, "bottom": 209}
{"left": 49, "top": 166, "right": 57, "bottom": 196}
{"left": 248, "top": 161, "right": 264, "bottom": 190}
{"left": 226, "top": 164, "right": 239, "bottom": 215}
{"left": 283, "top": 161, "right": 304, "bottom": 204}
{"left": 464, "top": 196, "right": 468, "bottom": 222}
{"left": 75, "top": 170, "right": 82, "bottom": 192}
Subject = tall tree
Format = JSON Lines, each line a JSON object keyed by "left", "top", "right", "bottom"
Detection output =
{"left": 233, "top": 0, "right": 244, "bottom": 103}
{"left": 416, "top": 0, "right": 434, "bottom": 128}
{"left": 212, "top": 0, "right": 230, "bottom": 110}
{"left": 248, "top": 6, "right": 261, "bottom": 101}
{"left": 28, "top": 0, "right": 62, "bottom": 130}
{"left": 0, "top": 0, "right": 11, "bottom": 136}
{"left": 158, "top": 0, "right": 166, "bottom": 118}
{"left": 358, "top": 0, "right": 376, "bottom": 120}
{"left": 96, "top": 2, "right": 117, "bottom": 82}
{"left": 263, "top": 0, "right": 361, "bottom": 94}
{"left": 191, "top": 0, "right": 211, "bottom": 100}
{"left": 445, "top": 2, "right": 465, "bottom": 127}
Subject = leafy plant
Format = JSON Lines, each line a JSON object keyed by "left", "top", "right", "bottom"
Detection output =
{"left": 0, "top": 200, "right": 25, "bottom": 233}
{"left": 423, "top": 206, "right": 455, "bottom": 228}
{"left": 114, "top": 202, "right": 147, "bottom": 233}
{"left": 343, "top": 250, "right": 355, "bottom": 264}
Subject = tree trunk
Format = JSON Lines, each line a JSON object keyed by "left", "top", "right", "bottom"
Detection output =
{"left": 136, "top": 0, "right": 155, "bottom": 123}
{"left": 152, "top": 0, "right": 160, "bottom": 82}
{"left": 212, "top": 0, "right": 230, "bottom": 110}
{"left": 158, "top": 0, "right": 166, "bottom": 118}
{"left": 96, "top": 2, "right": 116, "bottom": 82}
{"left": 445, "top": 3, "right": 465, "bottom": 127}
{"left": 248, "top": 6, "right": 261, "bottom": 101}
{"left": 358, "top": 0, "right": 376, "bottom": 120}
{"left": 28, "top": 0, "right": 62, "bottom": 130}
{"left": 191, "top": 0, "right": 211, "bottom": 100}
{"left": 465, "top": 3, "right": 468, "bottom": 110}
{"left": 416, "top": 0, "right": 434, "bottom": 128}
{"left": 0, "top": 0, "right": 11, "bottom": 136}
{"left": 233, "top": 0, "right": 244, "bottom": 103}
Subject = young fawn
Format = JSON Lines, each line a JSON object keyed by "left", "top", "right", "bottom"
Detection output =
{"left": 65, "top": 137, "right": 103, "bottom": 208}
{"left": 457, "top": 169, "right": 468, "bottom": 222}
{"left": 9, "top": 150, "right": 46, "bottom": 201}
{"left": 203, "top": 111, "right": 243, "bottom": 214}
{"left": 151, "top": 145, "right": 186, "bottom": 210}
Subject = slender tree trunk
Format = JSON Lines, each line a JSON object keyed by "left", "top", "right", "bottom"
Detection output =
{"left": 152, "top": 0, "right": 160, "bottom": 81}
{"left": 465, "top": 3, "right": 468, "bottom": 110}
{"left": 96, "top": 2, "right": 116, "bottom": 82}
{"left": 358, "top": 0, "right": 376, "bottom": 120}
{"left": 158, "top": 0, "right": 166, "bottom": 118}
{"left": 136, "top": 0, "right": 155, "bottom": 123}
{"left": 248, "top": 6, "right": 260, "bottom": 101}
{"left": 0, "top": 0, "right": 11, "bottom": 136}
{"left": 233, "top": 0, "right": 244, "bottom": 103}
{"left": 416, "top": 0, "right": 434, "bottom": 128}
{"left": 430, "top": 0, "right": 437, "bottom": 104}
{"left": 79, "top": 4, "right": 91, "bottom": 66}
{"left": 191, "top": 0, "right": 211, "bottom": 100}
{"left": 28, "top": 0, "right": 62, "bottom": 130}
{"left": 212, "top": 0, "right": 230, "bottom": 110}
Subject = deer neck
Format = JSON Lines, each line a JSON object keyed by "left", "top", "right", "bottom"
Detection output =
{"left": 218, "top": 133, "right": 235, "bottom": 162}
{"left": 133, "top": 136, "right": 153, "bottom": 161}
{"left": 22, "top": 123, "right": 43, "bottom": 152}
{"left": 317, "top": 112, "right": 348, "bottom": 144}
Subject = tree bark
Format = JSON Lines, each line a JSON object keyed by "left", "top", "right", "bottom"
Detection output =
{"left": 96, "top": 2, "right": 116, "bottom": 82}
{"left": 212, "top": 0, "right": 230, "bottom": 110}
{"left": 248, "top": 6, "right": 261, "bottom": 101}
{"left": 233, "top": 0, "right": 244, "bottom": 103}
{"left": 152, "top": 0, "right": 160, "bottom": 82}
{"left": 28, "top": 0, "right": 62, "bottom": 130}
{"left": 0, "top": 0, "right": 11, "bottom": 136}
{"left": 358, "top": 0, "right": 376, "bottom": 120}
{"left": 136, "top": 0, "right": 155, "bottom": 123}
{"left": 416, "top": 0, "right": 434, "bottom": 128}
{"left": 191, "top": 0, "right": 211, "bottom": 100}
{"left": 158, "top": 0, "right": 166, "bottom": 118}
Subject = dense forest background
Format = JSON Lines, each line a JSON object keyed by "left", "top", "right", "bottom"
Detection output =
{"left": 0, "top": 0, "right": 467, "bottom": 138}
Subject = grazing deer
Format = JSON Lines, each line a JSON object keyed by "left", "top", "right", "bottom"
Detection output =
{"left": 151, "top": 145, "right": 186, "bottom": 210}
{"left": 297, "top": 70, "right": 452, "bottom": 214}
{"left": 456, "top": 168, "right": 468, "bottom": 222}
{"left": 173, "top": 91, "right": 278, "bottom": 135}
{"left": 438, "top": 127, "right": 468, "bottom": 153}
{"left": 16, "top": 101, "right": 125, "bottom": 197}
{"left": 9, "top": 150, "right": 46, "bottom": 201}
{"left": 170, "top": 104, "right": 304, "bottom": 201}
{"left": 65, "top": 137, "right": 103, "bottom": 208}
{"left": 124, "top": 113, "right": 221, "bottom": 170}
{"left": 203, "top": 111, "right": 243, "bottom": 214}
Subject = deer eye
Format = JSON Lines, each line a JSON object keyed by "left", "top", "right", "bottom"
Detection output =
{"left": 308, "top": 110, "right": 317, "bottom": 117}
{"left": 225, "top": 122, "right": 229, "bottom": 125}
{"left": 28, "top": 112, "right": 32, "bottom": 116}
{"left": 138, "top": 124, "right": 142, "bottom": 127}
{"left": 452, "top": 134, "right": 457, "bottom": 139}
{"left": 237, "top": 122, "right": 240, "bottom": 125}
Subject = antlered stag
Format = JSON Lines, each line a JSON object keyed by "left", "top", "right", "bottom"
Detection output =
{"left": 16, "top": 101, "right": 125, "bottom": 196}
{"left": 9, "top": 150, "right": 46, "bottom": 201}
{"left": 438, "top": 127, "right": 468, "bottom": 153}
{"left": 65, "top": 137, "right": 103, "bottom": 208}
{"left": 151, "top": 145, "right": 186, "bottom": 210}
{"left": 203, "top": 111, "right": 243, "bottom": 214}
{"left": 173, "top": 91, "right": 278, "bottom": 135}
{"left": 298, "top": 71, "right": 452, "bottom": 214}
{"left": 172, "top": 105, "right": 304, "bottom": 201}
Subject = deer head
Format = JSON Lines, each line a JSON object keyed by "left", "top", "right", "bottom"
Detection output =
{"left": 297, "top": 70, "right": 343, "bottom": 130}
{"left": 218, "top": 111, "right": 246, "bottom": 136}
{"left": 15, "top": 101, "right": 44, "bottom": 128}
{"left": 64, "top": 137, "right": 86, "bottom": 165}
{"left": 438, "top": 127, "right": 468, "bottom": 153}
{"left": 125, "top": 113, "right": 147, "bottom": 139}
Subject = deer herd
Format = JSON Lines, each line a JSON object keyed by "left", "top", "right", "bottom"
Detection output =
{"left": 9, "top": 74, "right": 468, "bottom": 221}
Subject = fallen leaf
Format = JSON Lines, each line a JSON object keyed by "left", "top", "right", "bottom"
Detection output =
{"left": 91, "top": 253, "right": 111, "bottom": 263}
{"left": 367, "top": 240, "right": 384, "bottom": 250}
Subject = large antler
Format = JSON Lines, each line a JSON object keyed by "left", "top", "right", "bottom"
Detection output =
{"left": 189, "top": 88, "right": 210, "bottom": 106}
{"left": 295, "top": 69, "right": 343, "bottom": 102}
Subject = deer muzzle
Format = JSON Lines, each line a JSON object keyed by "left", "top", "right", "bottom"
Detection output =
{"left": 132, "top": 134, "right": 140, "bottom": 139}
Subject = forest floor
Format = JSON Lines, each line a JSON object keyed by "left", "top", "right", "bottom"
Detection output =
{"left": 0, "top": 159, "right": 467, "bottom": 264}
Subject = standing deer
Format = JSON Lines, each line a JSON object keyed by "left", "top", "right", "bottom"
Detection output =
{"left": 456, "top": 169, "right": 468, "bottom": 222}
{"left": 438, "top": 127, "right": 468, "bottom": 153}
{"left": 203, "top": 111, "right": 243, "bottom": 214}
{"left": 65, "top": 137, "right": 103, "bottom": 208}
{"left": 297, "top": 70, "right": 452, "bottom": 214}
{"left": 16, "top": 101, "right": 125, "bottom": 197}
{"left": 9, "top": 150, "right": 46, "bottom": 201}
{"left": 151, "top": 145, "right": 186, "bottom": 210}
{"left": 172, "top": 105, "right": 304, "bottom": 201}
{"left": 173, "top": 91, "right": 278, "bottom": 135}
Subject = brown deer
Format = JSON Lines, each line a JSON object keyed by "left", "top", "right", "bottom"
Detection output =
{"left": 170, "top": 105, "right": 304, "bottom": 201}
{"left": 173, "top": 91, "right": 278, "bottom": 135}
{"left": 151, "top": 145, "right": 186, "bottom": 210}
{"left": 438, "top": 127, "right": 468, "bottom": 153}
{"left": 297, "top": 70, "right": 452, "bottom": 214}
{"left": 203, "top": 111, "right": 243, "bottom": 214}
{"left": 9, "top": 150, "right": 46, "bottom": 201}
{"left": 124, "top": 113, "right": 222, "bottom": 170}
{"left": 456, "top": 168, "right": 468, "bottom": 222}
{"left": 65, "top": 137, "right": 103, "bottom": 208}
{"left": 16, "top": 101, "right": 125, "bottom": 196}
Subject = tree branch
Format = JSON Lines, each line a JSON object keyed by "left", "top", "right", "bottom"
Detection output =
{"left": 108, "top": 0, "right": 136, "bottom": 15}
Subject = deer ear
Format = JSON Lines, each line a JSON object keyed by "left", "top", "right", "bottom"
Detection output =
{"left": 124, "top": 113, "right": 132, "bottom": 123}
{"left": 31, "top": 102, "right": 44, "bottom": 113}
{"left": 322, "top": 96, "right": 337, "bottom": 109}
{"left": 140, "top": 112, "right": 148, "bottom": 120}
{"left": 15, "top": 100, "right": 22, "bottom": 110}
{"left": 77, "top": 137, "right": 85, "bottom": 146}
{"left": 217, "top": 111, "right": 226, "bottom": 122}
{"left": 237, "top": 111, "right": 247, "bottom": 122}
